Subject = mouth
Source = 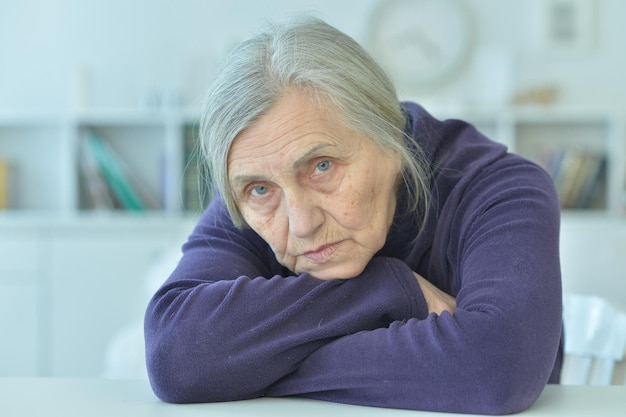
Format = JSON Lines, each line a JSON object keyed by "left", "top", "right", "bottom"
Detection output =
{"left": 302, "top": 241, "right": 342, "bottom": 264}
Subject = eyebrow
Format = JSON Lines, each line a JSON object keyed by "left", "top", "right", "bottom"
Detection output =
{"left": 292, "top": 143, "right": 335, "bottom": 169}
{"left": 231, "top": 143, "right": 336, "bottom": 188}
{"left": 230, "top": 174, "right": 267, "bottom": 189}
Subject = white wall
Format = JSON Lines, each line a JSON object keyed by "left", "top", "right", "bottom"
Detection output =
{"left": 560, "top": 217, "right": 626, "bottom": 313}
{"left": 1, "top": 0, "right": 625, "bottom": 111}
{"left": 0, "top": 0, "right": 374, "bottom": 111}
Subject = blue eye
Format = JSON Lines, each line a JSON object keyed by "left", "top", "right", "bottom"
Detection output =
{"left": 316, "top": 160, "right": 332, "bottom": 172}
{"left": 251, "top": 185, "right": 268, "bottom": 196}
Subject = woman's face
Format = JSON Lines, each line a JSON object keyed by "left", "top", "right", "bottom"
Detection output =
{"left": 227, "top": 91, "right": 401, "bottom": 280}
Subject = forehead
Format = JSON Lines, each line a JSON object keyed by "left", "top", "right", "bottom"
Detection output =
{"left": 227, "top": 92, "right": 355, "bottom": 175}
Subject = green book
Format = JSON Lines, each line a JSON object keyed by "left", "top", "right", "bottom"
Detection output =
{"left": 85, "top": 132, "right": 145, "bottom": 211}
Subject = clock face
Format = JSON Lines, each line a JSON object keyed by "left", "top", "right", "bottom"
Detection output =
{"left": 367, "top": 0, "right": 474, "bottom": 92}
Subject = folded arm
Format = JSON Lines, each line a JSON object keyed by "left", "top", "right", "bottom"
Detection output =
{"left": 266, "top": 161, "right": 563, "bottom": 414}
{"left": 144, "top": 199, "right": 428, "bottom": 403}
{"left": 145, "top": 159, "right": 562, "bottom": 414}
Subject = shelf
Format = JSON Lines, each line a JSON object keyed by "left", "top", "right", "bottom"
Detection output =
{"left": 0, "top": 109, "right": 208, "bottom": 217}
{"left": 0, "top": 106, "right": 624, "bottom": 217}
{"left": 0, "top": 122, "right": 66, "bottom": 211}
{"left": 0, "top": 210, "right": 198, "bottom": 231}
{"left": 436, "top": 107, "right": 625, "bottom": 214}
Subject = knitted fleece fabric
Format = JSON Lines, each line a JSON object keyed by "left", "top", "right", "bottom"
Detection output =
{"left": 145, "top": 102, "right": 563, "bottom": 414}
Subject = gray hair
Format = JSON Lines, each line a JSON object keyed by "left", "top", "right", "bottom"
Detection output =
{"left": 199, "top": 16, "right": 430, "bottom": 229}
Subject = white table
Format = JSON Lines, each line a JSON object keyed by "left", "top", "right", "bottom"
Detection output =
{"left": 1, "top": 378, "right": 624, "bottom": 416}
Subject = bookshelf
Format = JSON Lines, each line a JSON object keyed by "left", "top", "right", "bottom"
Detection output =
{"left": 428, "top": 106, "right": 626, "bottom": 216}
{"left": 0, "top": 110, "right": 211, "bottom": 218}
{"left": 0, "top": 117, "right": 66, "bottom": 212}
{"left": 1, "top": 107, "right": 624, "bottom": 219}
{"left": 0, "top": 111, "right": 207, "bottom": 377}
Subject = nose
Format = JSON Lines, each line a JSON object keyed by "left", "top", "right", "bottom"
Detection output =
{"left": 283, "top": 188, "right": 324, "bottom": 238}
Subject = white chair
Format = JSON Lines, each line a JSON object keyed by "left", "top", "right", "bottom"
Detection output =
{"left": 103, "top": 247, "right": 183, "bottom": 379}
{"left": 561, "top": 294, "right": 626, "bottom": 385}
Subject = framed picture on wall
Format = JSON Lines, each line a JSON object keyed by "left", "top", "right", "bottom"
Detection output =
{"left": 540, "top": 0, "right": 595, "bottom": 56}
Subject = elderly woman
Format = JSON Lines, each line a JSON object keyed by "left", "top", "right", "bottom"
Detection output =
{"left": 144, "top": 17, "right": 563, "bottom": 414}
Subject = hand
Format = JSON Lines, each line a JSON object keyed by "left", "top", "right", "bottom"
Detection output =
{"left": 413, "top": 272, "right": 456, "bottom": 316}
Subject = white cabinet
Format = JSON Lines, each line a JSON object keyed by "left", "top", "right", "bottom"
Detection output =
{"left": 560, "top": 216, "right": 626, "bottom": 313}
{"left": 0, "top": 109, "right": 205, "bottom": 378}
{"left": 0, "top": 217, "right": 193, "bottom": 378}
{"left": 46, "top": 219, "right": 188, "bottom": 377}
{"left": 0, "top": 230, "right": 40, "bottom": 376}
{"left": 0, "top": 284, "right": 39, "bottom": 375}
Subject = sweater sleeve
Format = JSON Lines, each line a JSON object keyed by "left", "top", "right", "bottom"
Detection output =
{"left": 265, "top": 158, "right": 563, "bottom": 415}
{"left": 144, "top": 196, "right": 428, "bottom": 403}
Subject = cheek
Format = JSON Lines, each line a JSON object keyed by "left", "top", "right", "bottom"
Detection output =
{"left": 331, "top": 195, "right": 376, "bottom": 234}
{"left": 339, "top": 172, "right": 392, "bottom": 222}
{"left": 245, "top": 212, "right": 289, "bottom": 255}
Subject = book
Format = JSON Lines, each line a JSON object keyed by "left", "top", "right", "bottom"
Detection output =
{"left": 536, "top": 147, "right": 606, "bottom": 210}
{"left": 82, "top": 132, "right": 158, "bottom": 211}
{"left": 79, "top": 140, "right": 116, "bottom": 210}
{"left": 574, "top": 154, "right": 606, "bottom": 209}
{"left": 100, "top": 138, "right": 160, "bottom": 210}
{"left": 0, "top": 158, "right": 10, "bottom": 210}
{"left": 555, "top": 149, "right": 586, "bottom": 209}
{"left": 182, "top": 125, "right": 211, "bottom": 214}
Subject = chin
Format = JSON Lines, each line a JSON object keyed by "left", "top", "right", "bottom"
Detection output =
{"left": 307, "top": 263, "right": 368, "bottom": 281}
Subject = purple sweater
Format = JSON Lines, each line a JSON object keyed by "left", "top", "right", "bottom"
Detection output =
{"left": 144, "top": 102, "right": 563, "bottom": 414}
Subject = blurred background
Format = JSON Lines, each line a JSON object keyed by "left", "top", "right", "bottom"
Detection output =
{"left": 1, "top": 0, "right": 626, "bottom": 110}
{"left": 0, "top": 0, "right": 626, "bottom": 110}
{"left": 1, "top": 0, "right": 625, "bottom": 380}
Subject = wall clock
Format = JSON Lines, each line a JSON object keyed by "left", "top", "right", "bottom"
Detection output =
{"left": 367, "top": 0, "right": 475, "bottom": 93}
